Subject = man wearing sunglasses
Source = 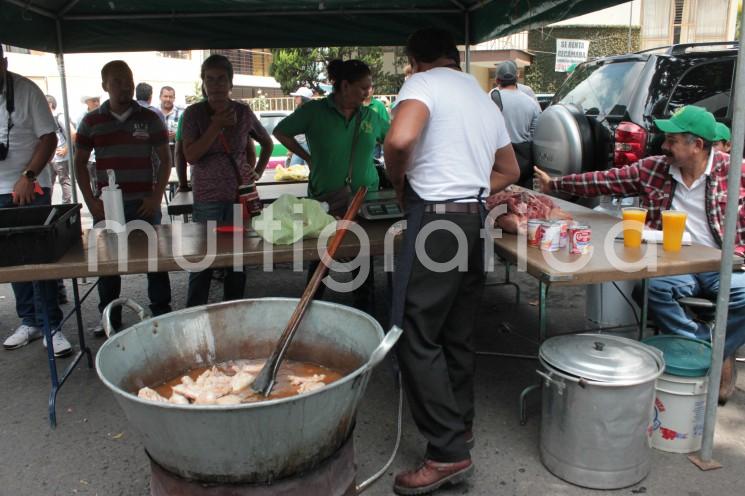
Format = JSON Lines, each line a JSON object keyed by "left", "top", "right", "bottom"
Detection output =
{"left": 0, "top": 43, "right": 72, "bottom": 357}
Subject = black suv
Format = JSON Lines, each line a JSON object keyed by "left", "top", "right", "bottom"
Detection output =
{"left": 532, "top": 41, "right": 737, "bottom": 177}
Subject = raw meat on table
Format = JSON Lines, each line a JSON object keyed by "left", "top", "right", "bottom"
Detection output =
{"left": 485, "top": 186, "right": 572, "bottom": 234}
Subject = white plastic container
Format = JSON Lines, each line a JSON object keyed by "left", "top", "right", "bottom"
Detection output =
{"left": 101, "top": 169, "right": 126, "bottom": 233}
{"left": 650, "top": 373, "right": 708, "bottom": 453}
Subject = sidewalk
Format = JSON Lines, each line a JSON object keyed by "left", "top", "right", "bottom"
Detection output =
{"left": 0, "top": 184, "right": 742, "bottom": 495}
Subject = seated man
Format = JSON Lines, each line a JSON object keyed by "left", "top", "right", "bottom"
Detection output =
{"left": 535, "top": 105, "right": 745, "bottom": 405}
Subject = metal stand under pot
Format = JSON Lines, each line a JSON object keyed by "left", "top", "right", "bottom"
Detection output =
{"left": 150, "top": 436, "right": 357, "bottom": 496}
{"left": 537, "top": 333, "right": 664, "bottom": 489}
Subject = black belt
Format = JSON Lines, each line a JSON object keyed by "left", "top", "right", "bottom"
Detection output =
{"left": 423, "top": 202, "right": 481, "bottom": 214}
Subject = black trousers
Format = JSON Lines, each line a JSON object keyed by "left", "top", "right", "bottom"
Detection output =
{"left": 307, "top": 257, "right": 375, "bottom": 313}
{"left": 396, "top": 212, "right": 485, "bottom": 462}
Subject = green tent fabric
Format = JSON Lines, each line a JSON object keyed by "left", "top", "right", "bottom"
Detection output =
{"left": 1, "top": 0, "right": 627, "bottom": 53}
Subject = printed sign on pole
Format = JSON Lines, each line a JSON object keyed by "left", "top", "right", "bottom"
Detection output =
{"left": 555, "top": 39, "right": 589, "bottom": 72}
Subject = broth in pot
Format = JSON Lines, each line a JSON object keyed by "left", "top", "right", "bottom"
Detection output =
{"left": 137, "top": 359, "right": 344, "bottom": 405}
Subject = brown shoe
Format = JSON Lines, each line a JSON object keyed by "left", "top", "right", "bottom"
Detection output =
{"left": 393, "top": 459, "right": 473, "bottom": 495}
{"left": 719, "top": 355, "right": 738, "bottom": 406}
{"left": 465, "top": 429, "right": 474, "bottom": 450}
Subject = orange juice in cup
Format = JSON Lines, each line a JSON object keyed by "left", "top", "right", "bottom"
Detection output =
{"left": 662, "top": 210, "right": 687, "bottom": 252}
{"left": 622, "top": 207, "right": 647, "bottom": 248}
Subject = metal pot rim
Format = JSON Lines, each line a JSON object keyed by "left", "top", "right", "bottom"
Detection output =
{"left": 538, "top": 333, "right": 665, "bottom": 386}
{"left": 539, "top": 356, "right": 664, "bottom": 387}
{"left": 95, "top": 297, "right": 383, "bottom": 410}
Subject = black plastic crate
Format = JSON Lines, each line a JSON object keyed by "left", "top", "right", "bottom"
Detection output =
{"left": 0, "top": 203, "right": 83, "bottom": 267}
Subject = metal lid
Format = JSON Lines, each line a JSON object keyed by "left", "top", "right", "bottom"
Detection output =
{"left": 642, "top": 335, "right": 711, "bottom": 377}
{"left": 539, "top": 334, "right": 663, "bottom": 383}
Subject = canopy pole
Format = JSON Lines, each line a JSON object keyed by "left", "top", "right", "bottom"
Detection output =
{"left": 693, "top": 5, "right": 745, "bottom": 468}
{"left": 54, "top": 18, "right": 78, "bottom": 204}
{"left": 464, "top": 10, "right": 471, "bottom": 73}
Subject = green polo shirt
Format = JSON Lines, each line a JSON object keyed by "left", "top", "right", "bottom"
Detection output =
{"left": 274, "top": 95, "right": 389, "bottom": 198}
{"left": 366, "top": 97, "right": 390, "bottom": 124}
{"left": 175, "top": 112, "right": 185, "bottom": 141}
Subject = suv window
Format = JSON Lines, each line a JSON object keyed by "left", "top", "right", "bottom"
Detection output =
{"left": 666, "top": 59, "right": 734, "bottom": 118}
{"left": 259, "top": 114, "right": 288, "bottom": 135}
{"left": 554, "top": 61, "right": 645, "bottom": 118}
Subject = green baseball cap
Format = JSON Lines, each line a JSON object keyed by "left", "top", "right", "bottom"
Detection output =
{"left": 654, "top": 105, "right": 717, "bottom": 141}
{"left": 714, "top": 122, "right": 731, "bottom": 142}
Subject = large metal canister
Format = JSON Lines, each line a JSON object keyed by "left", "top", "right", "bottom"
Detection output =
{"left": 538, "top": 334, "right": 664, "bottom": 489}
{"left": 96, "top": 298, "right": 399, "bottom": 484}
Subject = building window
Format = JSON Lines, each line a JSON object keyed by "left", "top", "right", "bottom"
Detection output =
{"left": 673, "top": 0, "right": 685, "bottom": 44}
{"left": 210, "top": 49, "right": 272, "bottom": 77}
{"left": 158, "top": 50, "right": 191, "bottom": 60}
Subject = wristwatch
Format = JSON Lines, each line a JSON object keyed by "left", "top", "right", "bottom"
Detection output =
{"left": 21, "top": 169, "right": 36, "bottom": 181}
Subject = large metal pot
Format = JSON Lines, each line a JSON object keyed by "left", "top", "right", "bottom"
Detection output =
{"left": 538, "top": 334, "right": 664, "bottom": 489}
{"left": 96, "top": 297, "right": 400, "bottom": 484}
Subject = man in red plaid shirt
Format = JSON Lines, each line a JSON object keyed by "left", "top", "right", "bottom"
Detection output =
{"left": 535, "top": 105, "right": 744, "bottom": 405}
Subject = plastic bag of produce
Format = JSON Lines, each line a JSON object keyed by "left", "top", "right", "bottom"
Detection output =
{"left": 251, "top": 194, "right": 335, "bottom": 245}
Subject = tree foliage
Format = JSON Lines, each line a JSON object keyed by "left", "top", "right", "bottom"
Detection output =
{"left": 270, "top": 46, "right": 406, "bottom": 95}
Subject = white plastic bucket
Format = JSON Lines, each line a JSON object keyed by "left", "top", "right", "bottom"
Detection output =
{"left": 649, "top": 372, "right": 708, "bottom": 453}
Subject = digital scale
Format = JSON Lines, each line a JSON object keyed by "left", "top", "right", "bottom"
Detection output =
{"left": 359, "top": 189, "right": 404, "bottom": 220}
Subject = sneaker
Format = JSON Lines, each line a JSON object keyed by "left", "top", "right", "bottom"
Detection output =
{"left": 393, "top": 459, "right": 473, "bottom": 495}
{"left": 43, "top": 331, "right": 73, "bottom": 358}
{"left": 3, "top": 325, "right": 43, "bottom": 350}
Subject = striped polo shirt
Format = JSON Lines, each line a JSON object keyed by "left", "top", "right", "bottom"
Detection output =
{"left": 76, "top": 100, "right": 168, "bottom": 200}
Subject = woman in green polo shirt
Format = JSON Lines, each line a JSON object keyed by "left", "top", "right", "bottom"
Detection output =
{"left": 273, "top": 59, "right": 389, "bottom": 206}
{"left": 273, "top": 59, "right": 389, "bottom": 313}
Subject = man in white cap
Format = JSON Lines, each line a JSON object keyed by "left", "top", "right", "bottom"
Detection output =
{"left": 290, "top": 86, "right": 314, "bottom": 106}
{"left": 77, "top": 94, "right": 100, "bottom": 127}
{"left": 287, "top": 87, "right": 313, "bottom": 165}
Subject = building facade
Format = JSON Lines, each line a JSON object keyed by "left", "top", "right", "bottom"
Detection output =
{"left": 2, "top": 46, "right": 281, "bottom": 117}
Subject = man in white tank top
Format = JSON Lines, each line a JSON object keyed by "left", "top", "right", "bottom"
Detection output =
{"left": 385, "top": 27, "right": 519, "bottom": 496}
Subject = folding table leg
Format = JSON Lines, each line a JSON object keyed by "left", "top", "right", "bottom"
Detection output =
{"left": 538, "top": 280, "right": 549, "bottom": 342}
{"left": 518, "top": 280, "right": 550, "bottom": 424}
{"left": 35, "top": 282, "right": 60, "bottom": 428}
{"left": 638, "top": 279, "right": 649, "bottom": 340}
{"left": 72, "top": 278, "right": 93, "bottom": 368}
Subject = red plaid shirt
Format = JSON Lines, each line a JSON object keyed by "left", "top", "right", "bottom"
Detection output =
{"left": 549, "top": 151, "right": 745, "bottom": 255}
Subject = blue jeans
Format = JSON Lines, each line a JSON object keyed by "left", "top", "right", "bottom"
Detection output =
{"left": 0, "top": 189, "right": 63, "bottom": 328}
{"left": 289, "top": 142, "right": 310, "bottom": 166}
{"left": 186, "top": 202, "right": 246, "bottom": 307}
{"left": 647, "top": 271, "right": 745, "bottom": 358}
{"left": 96, "top": 199, "right": 172, "bottom": 326}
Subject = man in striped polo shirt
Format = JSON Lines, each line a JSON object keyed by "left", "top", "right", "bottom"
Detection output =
{"left": 74, "top": 60, "right": 172, "bottom": 334}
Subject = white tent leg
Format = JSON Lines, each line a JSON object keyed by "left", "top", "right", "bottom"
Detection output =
{"left": 691, "top": 8, "right": 745, "bottom": 470}
{"left": 55, "top": 18, "right": 78, "bottom": 204}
